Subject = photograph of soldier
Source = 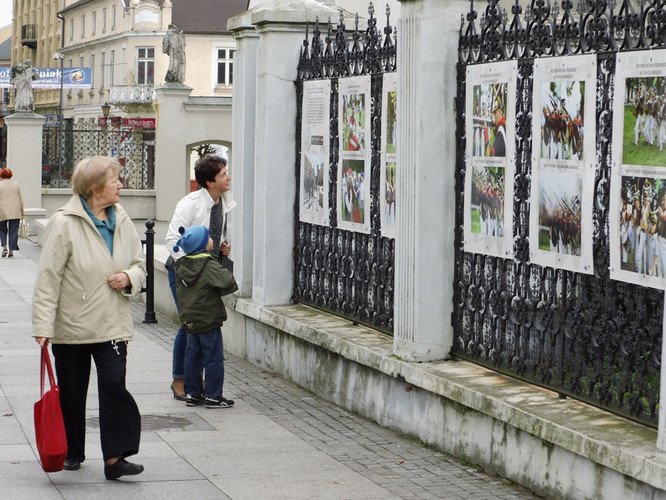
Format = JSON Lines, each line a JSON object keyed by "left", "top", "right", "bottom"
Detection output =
{"left": 470, "top": 166, "right": 505, "bottom": 237}
{"left": 342, "top": 93, "right": 366, "bottom": 152}
{"left": 540, "top": 80, "right": 585, "bottom": 161}
{"left": 623, "top": 77, "right": 666, "bottom": 166}
{"left": 384, "top": 161, "right": 396, "bottom": 226}
{"left": 302, "top": 139, "right": 326, "bottom": 213}
{"left": 619, "top": 176, "right": 666, "bottom": 276}
{"left": 471, "top": 82, "right": 508, "bottom": 158}
{"left": 538, "top": 170, "right": 582, "bottom": 256}
{"left": 386, "top": 90, "right": 397, "bottom": 155}
{"left": 340, "top": 159, "right": 366, "bottom": 224}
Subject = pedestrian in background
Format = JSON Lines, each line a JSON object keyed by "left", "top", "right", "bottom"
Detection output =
{"left": 0, "top": 167, "right": 24, "bottom": 258}
{"left": 172, "top": 225, "right": 237, "bottom": 408}
{"left": 32, "top": 156, "right": 147, "bottom": 480}
{"left": 165, "top": 154, "right": 235, "bottom": 401}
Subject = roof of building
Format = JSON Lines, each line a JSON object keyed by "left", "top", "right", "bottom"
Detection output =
{"left": 172, "top": 0, "right": 248, "bottom": 34}
{"left": 0, "top": 37, "right": 11, "bottom": 62}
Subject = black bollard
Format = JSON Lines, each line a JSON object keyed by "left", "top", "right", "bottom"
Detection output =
{"left": 143, "top": 219, "right": 158, "bottom": 324}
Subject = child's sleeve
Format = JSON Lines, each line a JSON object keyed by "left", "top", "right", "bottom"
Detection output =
{"left": 206, "top": 260, "right": 239, "bottom": 296}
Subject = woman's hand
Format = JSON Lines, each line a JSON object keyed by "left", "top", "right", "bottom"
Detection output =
{"left": 220, "top": 241, "right": 231, "bottom": 257}
{"left": 35, "top": 337, "right": 49, "bottom": 347}
{"left": 108, "top": 272, "right": 130, "bottom": 292}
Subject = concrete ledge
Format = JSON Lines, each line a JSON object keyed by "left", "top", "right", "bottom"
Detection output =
{"left": 23, "top": 208, "right": 46, "bottom": 236}
{"left": 223, "top": 297, "right": 666, "bottom": 498}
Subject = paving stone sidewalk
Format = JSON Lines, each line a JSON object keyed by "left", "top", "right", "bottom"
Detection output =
{"left": 0, "top": 238, "right": 538, "bottom": 499}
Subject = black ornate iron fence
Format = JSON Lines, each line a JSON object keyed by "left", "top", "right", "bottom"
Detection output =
{"left": 42, "top": 120, "right": 155, "bottom": 189}
{"left": 294, "top": 5, "right": 397, "bottom": 333}
{"left": 455, "top": 0, "right": 665, "bottom": 427}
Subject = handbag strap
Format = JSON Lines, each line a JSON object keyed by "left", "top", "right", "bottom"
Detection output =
{"left": 40, "top": 346, "right": 56, "bottom": 396}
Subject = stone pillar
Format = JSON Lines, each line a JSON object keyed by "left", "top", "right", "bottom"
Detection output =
{"left": 393, "top": 0, "right": 469, "bottom": 361}
{"left": 228, "top": 13, "right": 259, "bottom": 297}
{"left": 5, "top": 113, "right": 46, "bottom": 209}
{"left": 154, "top": 82, "right": 193, "bottom": 221}
{"left": 238, "top": 0, "right": 336, "bottom": 307}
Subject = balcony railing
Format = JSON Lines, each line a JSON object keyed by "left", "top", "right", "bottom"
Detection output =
{"left": 109, "top": 85, "right": 155, "bottom": 105}
{"left": 21, "top": 24, "right": 37, "bottom": 49}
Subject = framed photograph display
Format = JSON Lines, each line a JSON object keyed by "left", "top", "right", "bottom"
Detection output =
{"left": 380, "top": 72, "right": 398, "bottom": 239}
{"left": 337, "top": 75, "right": 372, "bottom": 233}
{"left": 299, "top": 79, "right": 331, "bottom": 226}
{"left": 463, "top": 60, "right": 517, "bottom": 258}
{"left": 529, "top": 55, "right": 596, "bottom": 274}
{"left": 611, "top": 50, "right": 666, "bottom": 289}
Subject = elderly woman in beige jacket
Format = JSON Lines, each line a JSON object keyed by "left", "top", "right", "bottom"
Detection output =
{"left": 0, "top": 168, "right": 24, "bottom": 258}
{"left": 32, "top": 156, "right": 146, "bottom": 480}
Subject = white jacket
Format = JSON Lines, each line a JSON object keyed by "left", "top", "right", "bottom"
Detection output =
{"left": 165, "top": 188, "right": 236, "bottom": 260}
{"left": 32, "top": 195, "right": 146, "bottom": 344}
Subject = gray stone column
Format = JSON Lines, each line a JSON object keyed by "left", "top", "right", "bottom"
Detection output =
{"left": 239, "top": 0, "right": 335, "bottom": 307}
{"left": 154, "top": 82, "right": 193, "bottom": 221}
{"left": 393, "top": 0, "right": 469, "bottom": 361}
{"left": 228, "top": 13, "right": 259, "bottom": 297}
{"left": 5, "top": 113, "right": 46, "bottom": 209}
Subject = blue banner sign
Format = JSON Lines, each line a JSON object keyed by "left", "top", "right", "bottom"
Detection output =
{"left": 0, "top": 67, "right": 92, "bottom": 89}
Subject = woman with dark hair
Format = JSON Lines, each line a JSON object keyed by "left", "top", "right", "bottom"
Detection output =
{"left": 0, "top": 167, "right": 24, "bottom": 258}
{"left": 32, "top": 156, "right": 146, "bottom": 479}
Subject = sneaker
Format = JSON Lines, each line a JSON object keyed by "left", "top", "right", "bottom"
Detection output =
{"left": 204, "top": 397, "right": 233, "bottom": 408}
{"left": 104, "top": 458, "right": 144, "bottom": 480}
{"left": 185, "top": 395, "right": 204, "bottom": 407}
{"left": 221, "top": 396, "right": 235, "bottom": 407}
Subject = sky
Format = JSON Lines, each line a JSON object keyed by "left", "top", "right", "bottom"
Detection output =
{"left": 0, "top": 2, "right": 11, "bottom": 28}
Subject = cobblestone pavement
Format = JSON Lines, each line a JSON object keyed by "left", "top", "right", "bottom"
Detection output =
{"left": 20, "top": 240, "right": 538, "bottom": 499}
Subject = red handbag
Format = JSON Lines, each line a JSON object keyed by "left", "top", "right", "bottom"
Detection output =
{"left": 34, "top": 345, "right": 67, "bottom": 472}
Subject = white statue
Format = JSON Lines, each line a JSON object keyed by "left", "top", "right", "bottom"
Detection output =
{"left": 10, "top": 59, "right": 38, "bottom": 112}
{"left": 163, "top": 24, "right": 186, "bottom": 83}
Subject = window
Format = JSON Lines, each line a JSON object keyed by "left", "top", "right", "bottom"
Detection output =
{"left": 110, "top": 50, "right": 115, "bottom": 86}
{"left": 102, "top": 9, "right": 107, "bottom": 33}
{"left": 69, "top": 59, "right": 73, "bottom": 68}
{"left": 136, "top": 47, "right": 154, "bottom": 85}
{"left": 112, "top": 6, "right": 116, "bottom": 30}
{"left": 69, "top": 18, "right": 73, "bottom": 41}
{"left": 101, "top": 52, "right": 105, "bottom": 88}
{"left": 91, "top": 11, "right": 96, "bottom": 35}
{"left": 80, "top": 15, "right": 85, "bottom": 39}
{"left": 90, "top": 54, "right": 95, "bottom": 88}
{"left": 79, "top": 56, "right": 84, "bottom": 68}
{"left": 216, "top": 48, "right": 235, "bottom": 86}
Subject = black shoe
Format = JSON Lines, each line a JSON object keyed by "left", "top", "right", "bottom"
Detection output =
{"left": 204, "top": 397, "right": 233, "bottom": 408}
{"left": 104, "top": 458, "right": 144, "bottom": 480}
{"left": 185, "top": 395, "right": 204, "bottom": 407}
{"left": 221, "top": 396, "right": 235, "bottom": 407}
{"left": 64, "top": 458, "right": 81, "bottom": 471}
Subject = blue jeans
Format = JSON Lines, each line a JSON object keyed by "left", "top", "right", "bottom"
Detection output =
{"left": 0, "top": 219, "right": 19, "bottom": 251}
{"left": 185, "top": 328, "right": 224, "bottom": 401}
{"left": 167, "top": 263, "right": 188, "bottom": 379}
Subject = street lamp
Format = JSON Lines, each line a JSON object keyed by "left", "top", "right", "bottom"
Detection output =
{"left": 101, "top": 101, "right": 111, "bottom": 117}
{"left": 52, "top": 51, "right": 64, "bottom": 186}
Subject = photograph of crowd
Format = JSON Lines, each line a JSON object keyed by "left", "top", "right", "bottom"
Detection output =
{"left": 340, "top": 159, "right": 366, "bottom": 224}
{"left": 619, "top": 175, "right": 666, "bottom": 276}
{"left": 342, "top": 93, "right": 366, "bottom": 152}
{"left": 537, "top": 170, "right": 582, "bottom": 256}
{"left": 540, "top": 80, "right": 585, "bottom": 161}
{"left": 622, "top": 76, "right": 666, "bottom": 167}
{"left": 386, "top": 90, "right": 397, "bottom": 155}
{"left": 470, "top": 165, "right": 505, "bottom": 237}
{"left": 471, "top": 82, "right": 507, "bottom": 158}
{"left": 302, "top": 142, "right": 326, "bottom": 214}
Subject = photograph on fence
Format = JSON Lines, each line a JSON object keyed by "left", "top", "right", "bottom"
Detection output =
{"left": 464, "top": 60, "right": 517, "bottom": 258}
{"left": 338, "top": 75, "right": 372, "bottom": 234}
{"left": 611, "top": 50, "right": 666, "bottom": 289}
{"left": 380, "top": 72, "right": 398, "bottom": 239}
{"left": 529, "top": 55, "right": 596, "bottom": 274}
{"left": 470, "top": 165, "right": 505, "bottom": 237}
{"left": 471, "top": 81, "right": 508, "bottom": 157}
{"left": 540, "top": 80, "right": 585, "bottom": 161}
{"left": 300, "top": 79, "right": 331, "bottom": 226}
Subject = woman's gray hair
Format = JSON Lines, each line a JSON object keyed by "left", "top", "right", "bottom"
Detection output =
{"left": 71, "top": 156, "right": 121, "bottom": 198}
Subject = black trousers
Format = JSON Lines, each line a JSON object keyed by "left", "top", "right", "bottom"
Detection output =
{"left": 52, "top": 341, "right": 141, "bottom": 462}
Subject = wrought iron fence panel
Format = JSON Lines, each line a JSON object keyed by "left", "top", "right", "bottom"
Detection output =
{"left": 455, "top": 0, "right": 663, "bottom": 427}
{"left": 294, "top": 5, "right": 396, "bottom": 333}
{"left": 42, "top": 123, "right": 155, "bottom": 189}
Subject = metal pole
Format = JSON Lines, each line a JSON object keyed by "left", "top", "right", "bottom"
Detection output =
{"left": 57, "top": 54, "right": 64, "bottom": 185}
{"left": 143, "top": 219, "right": 158, "bottom": 324}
